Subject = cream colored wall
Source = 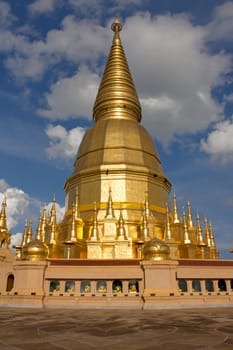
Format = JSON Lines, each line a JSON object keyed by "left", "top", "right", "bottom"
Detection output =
{"left": 12, "top": 261, "right": 47, "bottom": 296}
{"left": 142, "top": 260, "right": 178, "bottom": 296}
{"left": 177, "top": 265, "right": 233, "bottom": 279}
{"left": 45, "top": 264, "right": 143, "bottom": 280}
{"left": 0, "top": 257, "right": 233, "bottom": 308}
{"left": 0, "top": 248, "right": 15, "bottom": 294}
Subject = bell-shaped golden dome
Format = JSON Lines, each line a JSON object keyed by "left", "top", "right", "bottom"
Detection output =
{"left": 143, "top": 238, "right": 170, "bottom": 260}
{"left": 22, "top": 239, "right": 48, "bottom": 261}
{"left": 74, "top": 117, "right": 163, "bottom": 175}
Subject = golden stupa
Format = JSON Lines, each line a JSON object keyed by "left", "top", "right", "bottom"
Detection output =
{"left": 0, "top": 197, "right": 11, "bottom": 249}
{"left": 16, "top": 18, "right": 218, "bottom": 262}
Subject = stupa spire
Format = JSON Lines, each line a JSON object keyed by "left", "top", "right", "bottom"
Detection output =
{"left": 49, "top": 195, "right": 57, "bottom": 226}
{"left": 105, "top": 188, "right": 115, "bottom": 218}
{"left": 209, "top": 222, "right": 216, "bottom": 248}
{"left": 27, "top": 218, "right": 33, "bottom": 244}
{"left": 182, "top": 209, "right": 191, "bottom": 244}
{"left": 0, "top": 196, "right": 7, "bottom": 230}
{"left": 172, "top": 192, "right": 180, "bottom": 224}
{"left": 209, "top": 222, "right": 219, "bottom": 258}
{"left": 196, "top": 213, "right": 205, "bottom": 246}
{"left": 90, "top": 202, "right": 99, "bottom": 241}
{"left": 141, "top": 209, "right": 150, "bottom": 241}
{"left": 41, "top": 205, "right": 47, "bottom": 242}
{"left": 144, "top": 191, "right": 150, "bottom": 218}
{"left": 93, "top": 18, "right": 141, "bottom": 122}
{"left": 48, "top": 195, "right": 57, "bottom": 244}
{"left": 187, "top": 200, "right": 194, "bottom": 228}
{"left": 67, "top": 204, "right": 77, "bottom": 242}
{"left": 21, "top": 219, "right": 29, "bottom": 246}
{"left": 49, "top": 220, "right": 57, "bottom": 244}
{"left": 117, "top": 209, "right": 126, "bottom": 240}
{"left": 204, "top": 217, "right": 211, "bottom": 247}
{"left": 74, "top": 188, "right": 79, "bottom": 220}
{"left": 35, "top": 211, "right": 43, "bottom": 241}
{"left": 164, "top": 204, "right": 172, "bottom": 241}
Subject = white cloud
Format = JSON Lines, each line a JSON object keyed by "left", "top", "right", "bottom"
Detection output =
{"left": 45, "top": 124, "right": 86, "bottom": 160}
{"left": 68, "top": 0, "right": 145, "bottom": 16}
{"left": 5, "top": 52, "right": 51, "bottom": 80}
{"left": 2, "top": 16, "right": 109, "bottom": 80}
{"left": 207, "top": 1, "right": 233, "bottom": 42}
{"left": 35, "top": 13, "right": 231, "bottom": 143}
{"left": 10, "top": 232, "right": 23, "bottom": 248}
{"left": 9, "top": 201, "right": 65, "bottom": 247}
{"left": 121, "top": 13, "right": 230, "bottom": 143}
{"left": 38, "top": 66, "right": 99, "bottom": 119}
{"left": 0, "top": 184, "right": 30, "bottom": 230}
{"left": 0, "top": 30, "right": 49, "bottom": 79}
{"left": 200, "top": 118, "right": 233, "bottom": 163}
{"left": 0, "top": 7, "right": 232, "bottom": 146}
{"left": 0, "top": 1, "right": 15, "bottom": 28}
{"left": 0, "top": 30, "right": 28, "bottom": 52}
{"left": 114, "top": 0, "right": 144, "bottom": 4}
{"left": 0, "top": 179, "right": 65, "bottom": 237}
{"left": 68, "top": 0, "right": 102, "bottom": 16}
{"left": 0, "top": 179, "right": 9, "bottom": 192}
{"left": 28, "top": 0, "right": 60, "bottom": 15}
{"left": 44, "top": 16, "right": 109, "bottom": 61}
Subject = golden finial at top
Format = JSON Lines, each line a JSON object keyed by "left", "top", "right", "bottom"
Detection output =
{"left": 111, "top": 18, "right": 122, "bottom": 33}
{"left": 93, "top": 16, "right": 141, "bottom": 122}
{"left": 2, "top": 196, "right": 6, "bottom": 207}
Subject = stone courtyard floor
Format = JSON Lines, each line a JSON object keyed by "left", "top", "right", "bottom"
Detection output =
{"left": 0, "top": 307, "right": 233, "bottom": 350}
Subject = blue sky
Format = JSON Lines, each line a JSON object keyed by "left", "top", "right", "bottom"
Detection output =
{"left": 0, "top": 0, "right": 232, "bottom": 258}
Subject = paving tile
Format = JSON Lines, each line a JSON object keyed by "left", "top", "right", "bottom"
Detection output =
{"left": 0, "top": 308, "right": 233, "bottom": 350}
{"left": 17, "top": 343, "right": 66, "bottom": 350}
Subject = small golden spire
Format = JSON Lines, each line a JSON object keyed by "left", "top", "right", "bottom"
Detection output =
{"left": 67, "top": 204, "right": 77, "bottom": 242}
{"left": 49, "top": 220, "right": 57, "bottom": 245}
{"left": 164, "top": 204, "right": 172, "bottom": 241}
{"left": 74, "top": 188, "right": 79, "bottom": 220}
{"left": 35, "top": 211, "right": 43, "bottom": 241}
{"left": 21, "top": 219, "right": 29, "bottom": 246}
{"left": 93, "top": 18, "right": 141, "bottom": 122}
{"left": 187, "top": 200, "right": 194, "bottom": 228}
{"left": 209, "top": 222, "right": 216, "bottom": 248}
{"left": 172, "top": 192, "right": 180, "bottom": 224}
{"left": 182, "top": 209, "right": 191, "bottom": 244}
{"left": 209, "top": 222, "right": 219, "bottom": 258}
{"left": 196, "top": 213, "right": 205, "bottom": 246}
{"left": 90, "top": 202, "right": 99, "bottom": 241}
{"left": 144, "top": 191, "right": 150, "bottom": 218}
{"left": 117, "top": 209, "right": 126, "bottom": 240}
{"left": 41, "top": 205, "right": 47, "bottom": 242}
{"left": 204, "top": 217, "right": 211, "bottom": 247}
{"left": 0, "top": 196, "right": 7, "bottom": 230}
{"left": 49, "top": 196, "right": 57, "bottom": 244}
{"left": 105, "top": 187, "right": 115, "bottom": 218}
{"left": 26, "top": 217, "right": 33, "bottom": 244}
{"left": 49, "top": 196, "right": 57, "bottom": 226}
{"left": 141, "top": 209, "right": 150, "bottom": 241}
